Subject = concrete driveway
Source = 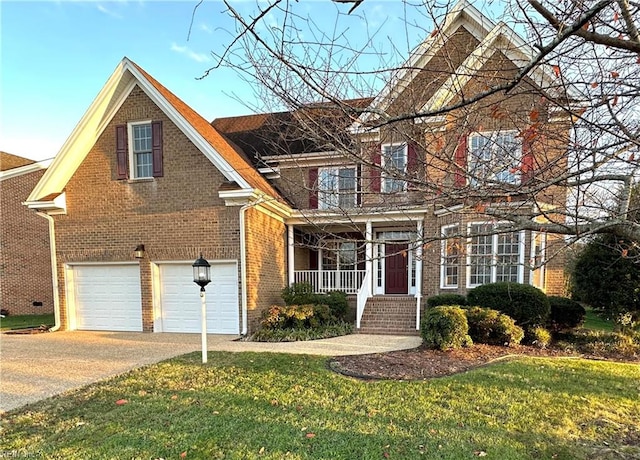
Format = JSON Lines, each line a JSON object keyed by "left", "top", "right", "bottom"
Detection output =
{"left": 0, "top": 331, "right": 421, "bottom": 413}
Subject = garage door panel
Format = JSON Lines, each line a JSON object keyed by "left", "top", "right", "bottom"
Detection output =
{"left": 73, "top": 264, "right": 142, "bottom": 332}
{"left": 159, "top": 263, "right": 239, "bottom": 334}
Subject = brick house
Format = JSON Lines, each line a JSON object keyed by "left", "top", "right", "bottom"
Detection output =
{"left": 26, "top": 2, "right": 568, "bottom": 335}
{"left": 1, "top": 152, "right": 54, "bottom": 315}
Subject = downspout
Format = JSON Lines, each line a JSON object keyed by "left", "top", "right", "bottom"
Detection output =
{"left": 37, "top": 212, "right": 61, "bottom": 331}
{"left": 239, "top": 203, "right": 250, "bottom": 336}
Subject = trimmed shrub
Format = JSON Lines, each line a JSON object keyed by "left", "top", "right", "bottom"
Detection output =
{"left": 547, "top": 296, "right": 586, "bottom": 331}
{"left": 527, "top": 326, "right": 552, "bottom": 349}
{"left": 464, "top": 306, "right": 524, "bottom": 346}
{"left": 260, "top": 304, "right": 334, "bottom": 330}
{"left": 427, "top": 294, "right": 467, "bottom": 308}
{"left": 467, "top": 282, "right": 550, "bottom": 326}
{"left": 421, "top": 306, "right": 472, "bottom": 350}
{"left": 281, "top": 283, "right": 318, "bottom": 306}
{"left": 252, "top": 322, "right": 353, "bottom": 342}
{"left": 317, "top": 290, "right": 349, "bottom": 320}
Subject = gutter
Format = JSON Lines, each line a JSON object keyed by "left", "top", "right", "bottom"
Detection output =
{"left": 36, "top": 212, "right": 61, "bottom": 332}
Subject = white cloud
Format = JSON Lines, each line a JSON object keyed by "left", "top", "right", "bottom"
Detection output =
{"left": 199, "top": 23, "right": 213, "bottom": 34}
{"left": 96, "top": 3, "right": 122, "bottom": 19}
{"left": 170, "top": 43, "right": 211, "bottom": 63}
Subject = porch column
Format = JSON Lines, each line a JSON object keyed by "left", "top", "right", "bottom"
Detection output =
{"left": 287, "top": 224, "right": 295, "bottom": 286}
{"left": 366, "top": 220, "right": 373, "bottom": 295}
{"left": 415, "top": 219, "right": 424, "bottom": 330}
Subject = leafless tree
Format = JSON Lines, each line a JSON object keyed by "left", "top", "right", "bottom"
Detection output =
{"left": 198, "top": 0, "right": 640, "bottom": 258}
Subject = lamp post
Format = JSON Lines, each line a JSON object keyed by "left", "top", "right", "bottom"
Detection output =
{"left": 193, "top": 254, "right": 211, "bottom": 364}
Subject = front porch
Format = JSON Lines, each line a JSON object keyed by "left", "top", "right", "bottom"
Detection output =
{"left": 286, "top": 213, "right": 426, "bottom": 333}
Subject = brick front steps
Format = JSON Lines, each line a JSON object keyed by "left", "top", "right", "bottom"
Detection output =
{"left": 357, "top": 296, "right": 421, "bottom": 336}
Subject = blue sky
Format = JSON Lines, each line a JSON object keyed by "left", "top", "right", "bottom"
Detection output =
{"left": 0, "top": 1, "right": 441, "bottom": 161}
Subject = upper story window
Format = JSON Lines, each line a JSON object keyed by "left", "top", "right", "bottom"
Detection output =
{"left": 130, "top": 122, "right": 153, "bottom": 179}
{"left": 467, "top": 223, "right": 525, "bottom": 287}
{"left": 115, "top": 120, "right": 163, "bottom": 180}
{"left": 318, "top": 166, "right": 357, "bottom": 209}
{"left": 468, "top": 131, "right": 521, "bottom": 186}
{"left": 382, "top": 143, "right": 407, "bottom": 193}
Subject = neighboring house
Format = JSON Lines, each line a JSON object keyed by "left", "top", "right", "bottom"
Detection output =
{"left": 26, "top": 1, "right": 568, "bottom": 335}
{"left": 1, "top": 152, "right": 54, "bottom": 315}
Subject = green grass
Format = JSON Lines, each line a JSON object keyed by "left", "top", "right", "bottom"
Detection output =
{"left": 1, "top": 352, "right": 638, "bottom": 459}
{"left": 0, "top": 313, "right": 54, "bottom": 331}
{"left": 583, "top": 307, "right": 615, "bottom": 332}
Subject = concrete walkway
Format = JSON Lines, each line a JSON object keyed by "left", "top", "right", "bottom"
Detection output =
{"left": 0, "top": 331, "right": 421, "bottom": 413}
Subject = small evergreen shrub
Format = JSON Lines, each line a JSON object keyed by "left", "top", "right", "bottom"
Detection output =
{"left": 251, "top": 322, "right": 353, "bottom": 342}
{"left": 421, "top": 306, "right": 472, "bottom": 350}
{"left": 527, "top": 326, "right": 552, "bottom": 349}
{"left": 467, "top": 282, "right": 550, "bottom": 326}
{"left": 281, "top": 283, "right": 319, "bottom": 306}
{"left": 464, "top": 306, "right": 524, "bottom": 346}
{"left": 317, "top": 290, "right": 349, "bottom": 320}
{"left": 427, "top": 294, "right": 467, "bottom": 308}
{"left": 260, "top": 304, "right": 334, "bottom": 330}
{"left": 556, "top": 330, "right": 639, "bottom": 359}
{"left": 547, "top": 296, "right": 586, "bottom": 331}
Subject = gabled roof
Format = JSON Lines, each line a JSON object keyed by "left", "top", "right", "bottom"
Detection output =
{"left": 0, "top": 152, "right": 51, "bottom": 181}
{"left": 213, "top": 98, "right": 373, "bottom": 162}
{"left": 352, "top": 0, "right": 558, "bottom": 130}
{"left": 27, "top": 58, "right": 282, "bottom": 204}
{"left": 1, "top": 152, "right": 35, "bottom": 171}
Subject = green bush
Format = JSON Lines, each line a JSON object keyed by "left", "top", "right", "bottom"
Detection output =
{"left": 421, "top": 306, "right": 472, "bottom": 350}
{"left": 317, "top": 290, "right": 349, "bottom": 320}
{"left": 527, "top": 326, "right": 552, "bottom": 349}
{"left": 426, "top": 294, "right": 467, "bottom": 308}
{"left": 251, "top": 322, "right": 353, "bottom": 342}
{"left": 464, "top": 306, "right": 524, "bottom": 346}
{"left": 281, "top": 283, "right": 318, "bottom": 306}
{"left": 467, "top": 282, "right": 550, "bottom": 326}
{"left": 547, "top": 296, "right": 586, "bottom": 331}
{"left": 571, "top": 234, "right": 640, "bottom": 317}
{"left": 556, "top": 330, "right": 639, "bottom": 359}
{"left": 260, "top": 304, "right": 334, "bottom": 330}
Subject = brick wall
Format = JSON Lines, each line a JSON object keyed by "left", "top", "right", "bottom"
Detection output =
{"left": 244, "top": 207, "right": 286, "bottom": 332}
{"left": 0, "top": 169, "right": 54, "bottom": 315}
{"left": 53, "top": 85, "right": 242, "bottom": 331}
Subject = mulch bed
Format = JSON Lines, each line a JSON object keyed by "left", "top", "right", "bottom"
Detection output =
{"left": 329, "top": 344, "right": 635, "bottom": 381}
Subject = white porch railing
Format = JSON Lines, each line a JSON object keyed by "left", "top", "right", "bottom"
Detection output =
{"left": 294, "top": 270, "right": 366, "bottom": 294}
{"left": 356, "top": 269, "right": 371, "bottom": 329}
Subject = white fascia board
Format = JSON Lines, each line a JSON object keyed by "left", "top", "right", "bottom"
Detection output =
{"left": 123, "top": 60, "right": 251, "bottom": 190}
{"left": 286, "top": 207, "right": 427, "bottom": 226}
{"left": 23, "top": 192, "right": 67, "bottom": 214}
{"left": 27, "top": 61, "right": 129, "bottom": 202}
{"left": 218, "top": 188, "right": 292, "bottom": 218}
{"left": 0, "top": 159, "right": 52, "bottom": 181}
{"left": 351, "top": 1, "right": 495, "bottom": 131}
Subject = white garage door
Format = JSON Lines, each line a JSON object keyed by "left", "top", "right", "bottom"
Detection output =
{"left": 72, "top": 264, "right": 142, "bottom": 331}
{"left": 158, "top": 262, "right": 239, "bottom": 334}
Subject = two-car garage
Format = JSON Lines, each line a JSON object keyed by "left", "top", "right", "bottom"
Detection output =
{"left": 68, "top": 262, "right": 239, "bottom": 334}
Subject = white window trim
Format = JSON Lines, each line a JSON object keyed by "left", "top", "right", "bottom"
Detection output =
{"left": 468, "top": 130, "right": 522, "bottom": 186}
{"left": 529, "top": 231, "right": 547, "bottom": 290}
{"left": 128, "top": 120, "right": 153, "bottom": 180}
{"left": 319, "top": 240, "right": 359, "bottom": 271}
{"left": 317, "top": 165, "right": 358, "bottom": 210}
{"left": 440, "top": 224, "right": 460, "bottom": 289}
{"left": 381, "top": 142, "right": 408, "bottom": 193}
{"left": 465, "top": 222, "right": 526, "bottom": 288}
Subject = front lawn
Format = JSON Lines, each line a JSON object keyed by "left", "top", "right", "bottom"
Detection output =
{"left": 583, "top": 307, "right": 615, "bottom": 332}
{"left": 0, "top": 313, "right": 54, "bottom": 331}
{"left": 2, "top": 352, "right": 638, "bottom": 459}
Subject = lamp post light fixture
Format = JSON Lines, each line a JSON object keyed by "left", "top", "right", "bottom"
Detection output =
{"left": 193, "top": 254, "right": 211, "bottom": 364}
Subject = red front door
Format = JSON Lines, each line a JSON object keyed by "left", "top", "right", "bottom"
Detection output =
{"left": 385, "top": 243, "right": 409, "bottom": 294}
